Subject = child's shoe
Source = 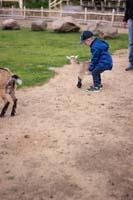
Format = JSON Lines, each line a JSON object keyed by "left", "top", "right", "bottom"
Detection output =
{"left": 87, "top": 86, "right": 100, "bottom": 92}
{"left": 99, "top": 84, "right": 103, "bottom": 89}
{"left": 90, "top": 84, "right": 103, "bottom": 89}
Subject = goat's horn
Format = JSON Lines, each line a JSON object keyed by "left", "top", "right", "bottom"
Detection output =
{"left": 66, "top": 56, "right": 70, "bottom": 60}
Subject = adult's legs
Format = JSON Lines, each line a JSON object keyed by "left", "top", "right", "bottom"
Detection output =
{"left": 126, "top": 19, "right": 133, "bottom": 71}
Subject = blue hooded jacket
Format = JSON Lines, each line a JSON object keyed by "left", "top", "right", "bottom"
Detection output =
{"left": 89, "top": 38, "right": 113, "bottom": 72}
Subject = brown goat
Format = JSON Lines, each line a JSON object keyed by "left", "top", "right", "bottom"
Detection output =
{"left": 66, "top": 55, "right": 91, "bottom": 88}
{"left": 0, "top": 67, "right": 22, "bottom": 117}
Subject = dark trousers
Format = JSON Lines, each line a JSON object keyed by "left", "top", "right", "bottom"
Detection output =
{"left": 128, "top": 19, "right": 133, "bottom": 66}
{"left": 91, "top": 67, "right": 105, "bottom": 87}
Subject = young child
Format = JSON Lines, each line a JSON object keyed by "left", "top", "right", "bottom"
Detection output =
{"left": 80, "top": 30, "right": 113, "bottom": 92}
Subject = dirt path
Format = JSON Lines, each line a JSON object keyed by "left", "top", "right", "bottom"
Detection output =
{"left": 0, "top": 50, "right": 133, "bottom": 200}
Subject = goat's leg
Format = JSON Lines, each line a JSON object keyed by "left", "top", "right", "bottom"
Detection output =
{"left": 11, "top": 98, "right": 18, "bottom": 116}
{"left": 77, "top": 64, "right": 90, "bottom": 88}
{"left": 10, "top": 87, "right": 18, "bottom": 116}
{"left": 77, "top": 76, "right": 82, "bottom": 88}
{"left": 77, "top": 70, "right": 83, "bottom": 88}
{"left": 77, "top": 64, "right": 87, "bottom": 88}
{"left": 0, "top": 102, "right": 10, "bottom": 117}
{"left": 0, "top": 92, "right": 10, "bottom": 117}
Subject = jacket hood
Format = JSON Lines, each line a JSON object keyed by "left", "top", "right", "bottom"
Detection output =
{"left": 91, "top": 38, "right": 109, "bottom": 51}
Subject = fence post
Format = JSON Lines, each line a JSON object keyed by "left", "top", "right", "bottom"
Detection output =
{"left": 41, "top": 6, "right": 43, "bottom": 18}
{"left": 60, "top": 2, "right": 63, "bottom": 17}
{"left": 111, "top": 9, "right": 115, "bottom": 25}
{"left": 19, "top": 0, "right": 23, "bottom": 9}
{"left": 49, "top": 0, "right": 51, "bottom": 10}
{"left": 84, "top": 7, "right": 87, "bottom": 22}
{"left": 19, "top": 7, "right": 22, "bottom": 17}
{"left": 24, "top": 6, "right": 26, "bottom": 19}
{"left": 11, "top": 6, "right": 14, "bottom": 17}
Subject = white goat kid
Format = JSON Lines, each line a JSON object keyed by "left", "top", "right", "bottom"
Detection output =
{"left": 66, "top": 55, "right": 91, "bottom": 88}
{"left": 0, "top": 67, "right": 22, "bottom": 117}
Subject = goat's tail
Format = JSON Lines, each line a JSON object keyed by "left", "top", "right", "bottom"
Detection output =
{"left": 12, "top": 74, "right": 23, "bottom": 85}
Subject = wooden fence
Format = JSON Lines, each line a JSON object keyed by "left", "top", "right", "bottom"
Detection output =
{"left": 0, "top": 7, "right": 124, "bottom": 26}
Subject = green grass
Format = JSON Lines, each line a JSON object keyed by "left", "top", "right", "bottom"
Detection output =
{"left": 0, "top": 29, "right": 128, "bottom": 87}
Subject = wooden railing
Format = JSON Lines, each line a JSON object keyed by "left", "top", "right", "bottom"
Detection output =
{"left": 49, "top": 0, "right": 70, "bottom": 9}
{"left": 49, "top": 0, "right": 62, "bottom": 9}
{"left": 0, "top": 7, "right": 124, "bottom": 26}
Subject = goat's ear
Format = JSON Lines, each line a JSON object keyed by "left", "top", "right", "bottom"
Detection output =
{"left": 75, "top": 55, "right": 79, "bottom": 59}
{"left": 66, "top": 56, "right": 70, "bottom": 60}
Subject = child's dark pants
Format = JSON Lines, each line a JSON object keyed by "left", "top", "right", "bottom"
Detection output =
{"left": 91, "top": 67, "right": 105, "bottom": 87}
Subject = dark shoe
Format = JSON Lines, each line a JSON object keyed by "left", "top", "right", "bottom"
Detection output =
{"left": 90, "top": 84, "right": 103, "bottom": 89}
{"left": 125, "top": 66, "right": 133, "bottom": 71}
{"left": 87, "top": 86, "right": 100, "bottom": 92}
{"left": 99, "top": 84, "right": 103, "bottom": 89}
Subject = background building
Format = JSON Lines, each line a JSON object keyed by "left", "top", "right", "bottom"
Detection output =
{"left": 81, "top": 0, "right": 126, "bottom": 12}
{"left": 49, "top": 0, "right": 126, "bottom": 12}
